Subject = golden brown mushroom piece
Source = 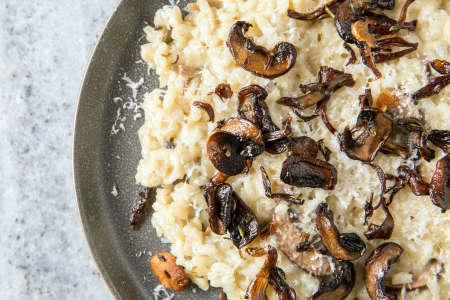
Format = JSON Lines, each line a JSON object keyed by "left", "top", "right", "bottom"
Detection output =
{"left": 227, "top": 21, "right": 297, "bottom": 79}
{"left": 274, "top": 207, "right": 336, "bottom": 276}
{"left": 245, "top": 246, "right": 296, "bottom": 300}
{"left": 364, "top": 242, "right": 403, "bottom": 300}
{"left": 311, "top": 261, "right": 355, "bottom": 300}
{"left": 430, "top": 155, "right": 449, "bottom": 213}
{"left": 206, "top": 118, "right": 264, "bottom": 176}
{"left": 386, "top": 258, "right": 444, "bottom": 294}
{"left": 412, "top": 59, "right": 450, "bottom": 100}
{"left": 316, "top": 203, "right": 366, "bottom": 261}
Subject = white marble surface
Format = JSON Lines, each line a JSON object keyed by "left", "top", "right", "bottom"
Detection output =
{"left": 0, "top": 1, "right": 121, "bottom": 299}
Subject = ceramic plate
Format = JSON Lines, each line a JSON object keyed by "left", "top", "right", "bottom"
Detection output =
{"left": 74, "top": 0, "right": 217, "bottom": 298}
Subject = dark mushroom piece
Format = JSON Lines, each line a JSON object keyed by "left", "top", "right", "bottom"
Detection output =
{"left": 385, "top": 165, "right": 430, "bottom": 206}
{"left": 274, "top": 207, "right": 336, "bottom": 276}
{"left": 192, "top": 101, "right": 215, "bottom": 122}
{"left": 288, "top": 136, "right": 319, "bottom": 158}
{"left": 412, "top": 59, "right": 450, "bottom": 100}
{"left": 245, "top": 246, "right": 296, "bottom": 300}
{"left": 228, "top": 191, "right": 259, "bottom": 248}
{"left": 342, "top": 107, "right": 393, "bottom": 162}
{"left": 227, "top": 21, "right": 297, "bottom": 79}
{"left": 316, "top": 203, "right": 366, "bottom": 260}
{"left": 280, "top": 154, "right": 337, "bottom": 190}
{"left": 364, "top": 242, "right": 403, "bottom": 300}
{"left": 215, "top": 83, "right": 233, "bottom": 101}
{"left": 396, "top": 118, "right": 435, "bottom": 161}
{"left": 130, "top": 187, "right": 157, "bottom": 230}
{"left": 364, "top": 200, "right": 394, "bottom": 240}
{"left": 288, "top": 0, "right": 418, "bottom": 78}
{"left": 386, "top": 258, "right": 444, "bottom": 294}
{"left": 430, "top": 155, "right": 449, "bottom": 213}
{"left": 427, "top": 130, "right": 450, "bottom": 154}
{"left": 278, "top": 67, "right": 354, "bottom": 121}
{"left": 238, "top": 85, "right": 291, "bottom": 154}
{"left": 206, "top": 118, "right": 264, "bottom": 176}
{"left": 311, "top": 261, "right": 355, "bottom": 300}
{"left": 260, "top": 166, "right": 304, "bottom": 205}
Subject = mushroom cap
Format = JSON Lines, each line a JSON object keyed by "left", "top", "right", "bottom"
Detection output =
{"left": 227, "top": 21, "right": 297, "bottom": 79}
{"left": 365, "top": 242, "right": 403, "bottom": 300}
{"left": 430, "top": 154, "right": 449, "bottom": 212}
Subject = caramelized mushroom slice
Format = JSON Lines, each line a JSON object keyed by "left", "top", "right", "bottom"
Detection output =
{"left": 364, "top": 201, "right": 394, "bottom": 240}
{"left": 287, "top": 0, "right": 345, "bottom": 21}
{"left": 215, "top": 83, "right": 233, "bottom": 101}
{"left": 278, "top": 67, "right": 354, "bottom": 110}
{"left": 238, "top": 85, "right": 291, "bottom": 154}
{"left": 427, "top": 130, "right": 450, "bottom": 154}
{"left": 430, "top": 155, "right": 449, "bottom": 213}
{"left": 387, "top": 258, "right": 444, "bottom": 293}
{"left": 274, "top": 206, "right": 336, "bottom": 276}
{"left": 412, "top": 73, "right": 450, "bottom": 100}
{"left": 228, "top": 191, "right": 259, "bottom": 248}
{"left": 280, "top": 155, "right": 337, "bottom": 190}
{"left": 316, "top": 203, "right": 366, "bottom": 261}
{"left": 397, "top": 165, "right": 430, "bottom": 196}
{"left": 206, "top": 183, "right": 235, "bottom": 235}
{"left": 311, "top": 262, "right": 355, "bottom": 300}
{"left": 342, "top": 107, "right": 393, "bottom": 162}
{"left": 431, "top": 59, "right": 450, "bottom": 75}
{"left": 365, "top": 242, "right": 403, "bottom": 300}
{"left": 287, "top": 136, "right": 319, "bottom": 159}
{"left": 192, "top": 101, "right": 215, "bottom": 122}
{"left": 207, "top": 118, "right": 264, "bottom": 175}
{"left": 245, "top": 246, "right": 296, "bottom": 300}
{"left": 260, "top": 166, "right": 304, "bottom": 205}
{"left": 227, "top": 21, "right": 297, "bottom": 79}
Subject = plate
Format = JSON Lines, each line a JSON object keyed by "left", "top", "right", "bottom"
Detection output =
{"left": 74, "top": 0, "right": 217, "bottom": 299}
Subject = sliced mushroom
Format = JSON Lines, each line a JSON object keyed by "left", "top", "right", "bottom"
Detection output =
{"left": 397, "top": 165, "right": 430, "bottom": 197}
{"left": 205, "top": 183, "right": 235, "bottom": 235}
{"left": 260, "top": 166, "right": 304, "bottom": 205}
{"left": 245, "top": 246, "right": 296, "bottom": 300}
{"left": 342, "top": 107, "right": 393, "bottom": 162}
{"left": 412, "top": 59, "right": 450, "bottom": 100}
{"left": 364, "top": 201, "right": 394, "bottom": 240}
{"left": 316, "top": 203, "right": 366, "bottom": 261}
{"left": 287, "top": 0, "right": 345, "bottom": 21}
{"left": 288, "top": 136, "right": 319, "bottom": 159}
{"left": 311, "top": 261, "right": 355, "bottom": 300}
{"left": 227, "top": 21, "right": 297, "bottom": 78}
{"left": 228, "top": 191, "right": 259, "bottom": 248}
{"left": 430, "top": 155, "right": 449, "bottom": 213}
{"left": 192, "top": 101, "right": 215, "bottom": 122}
{"left": 238, "top": 85, "right": 291, "bottom": 154}
{"left": 280, "top": 155, "right": 337, "bottom": 190}
{"left": 427, "top": 130, "right": 450, "bottom": 154}
{"left": 430, "top": 59, "right": 450, "bottom": 75}
{"left": 274, "top": 206, "right": 336, "bottom": 276}
{"left": 206, "top": 118, "right": 264, "bottom": 176}
{"left": 365, "top": 242, "right": 403, "bottom": 300}
{"left": 278, "top": 66, "right": 354, "bottom": 111}
{"left": 215, "top": 83, "right": 233, "bottom": 101}
{"left": 130, "top": 187, "right": 156, "bottom": 230}
{"left": 387, "top": 258, "right": 444, "bottom": 293}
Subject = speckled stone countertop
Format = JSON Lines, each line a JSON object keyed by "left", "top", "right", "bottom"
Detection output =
{"left": 0, "top": 1, "right": 121, "bottom": 298}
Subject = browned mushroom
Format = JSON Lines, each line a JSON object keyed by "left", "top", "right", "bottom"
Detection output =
{"left": 386, "top": 258, "right": 444, "bottom": 293}
{"left": 311, "top": 261, "right": 355, "bottom": 300}
{"left": 238, "top": 85, "right": 291, "bottom": 154}
{"left": 227, "top": 21, "right": 297, "bottom": 79}
{"left": 412, "top": 59, "right": 450, "bottom": 100}
{"left": 278, "top": 67, "right": 354, "bottom": 121}
{"left": 289, "top": 0, "right": 417, "bottom": 78}
{"left": 430, "top": 155, "right": 449, "bottom": 213}
{"left": 206, "top": 118, "right": 264, "bottom": 176}
{"left": 192, "top": 101, "right": 215, "bottom": 122}
{"left": 215, "top": 83, "right": 233, "bottom": 101}
{"left": 245, "top": 246, "right": 296, "bottom": 300}
{"left": 260, "top": 166, "right": 304, "bottom": 205}
{"left": 316, "top": 203, "right": 366, "bottom": 261}
{"left": 341, "top": 107, "right": 393, "bottom": 162}
{"left": 130, "top": 187, "right": 156, "bottom": 230}
{"left": 427, "top": 130, "right": 450, "bottom": 154}
{"left": 280, "top": 155, "right": 337, "bottom": 190}
{"left": 364, "top": 201, "right": 394, "bottom": 240}
{"left": 274, "top": 207, "right": 336, "bottom": 276}
{"left": 203, "top": 182, "right": 259, "bottom": 248}
{"left": 385, "top": 165, "right": 430, "bottom": 206}
{"left": 287, "top": 136, "right": 319, "bottom": 158}
{"left": 364, "top": 242, "right": 403, "bottom": 300}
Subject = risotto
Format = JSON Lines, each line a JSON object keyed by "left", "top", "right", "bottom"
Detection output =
{"left": 136, "top": 0, "right": 450, "bottom": 299}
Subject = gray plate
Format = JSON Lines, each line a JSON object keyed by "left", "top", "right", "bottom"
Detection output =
{"left": 73, "top": 0, "right": 218, "bottom": 299}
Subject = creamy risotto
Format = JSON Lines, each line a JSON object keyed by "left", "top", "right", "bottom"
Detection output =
{"left": 136, "top": 0, "right": 450, "bottom": 299}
